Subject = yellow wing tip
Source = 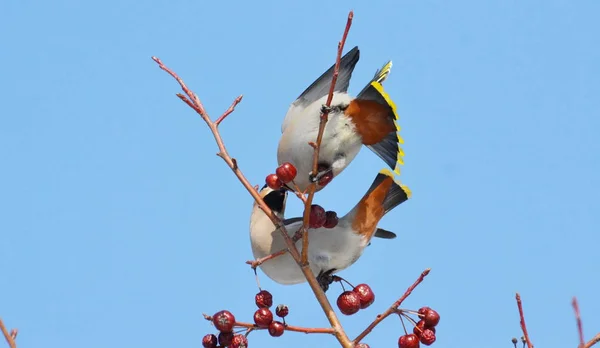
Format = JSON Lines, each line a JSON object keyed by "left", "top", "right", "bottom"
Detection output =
{"left": 401, "top": 184, "right": 412, "bottom": 198}
{"left": 370, "top": 81, "right": 398, "bottom": 120}
{"left": 378, "top": 168, "right": 395, "bottom": 178}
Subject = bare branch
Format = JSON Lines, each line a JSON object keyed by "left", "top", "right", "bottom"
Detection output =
{"left": 0, "top": 319, "right": 16, "bottom": 348}
{"left": 584, "top": 333, "right": 600, "bottom": 348}
{"left": 215, "top": 95, "right": 243, "bottom": 126}
{"left": 516, "top": 293, "right": 534, "bottom": 348}
{"left": 573, "top": 297, "right": 585, "bottom": 348}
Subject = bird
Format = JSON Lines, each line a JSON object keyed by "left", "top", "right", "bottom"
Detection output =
{"left": 277, "top": 46, "right": 404, "bottom": 193}
{"left": 249, "top": 168, "right": 410, "bottom": 291}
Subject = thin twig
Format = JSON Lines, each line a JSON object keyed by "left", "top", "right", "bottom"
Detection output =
{"left": 573, "top": 297, "right": 585, "bottom": 348}
{"left": 152, "top": 22, "right": 355, "bottom": 345}
{"left": 300, "top": 11, "right": 354, "bottom": 264}
{"left": 0, "top": 319, "right": 16, "bottom": 348}
{"left": 516, "top": 293, "right": 534, "bottom": 348}
{"left": 245, "top": 249, "right": 289, "bottom": 269}
{"left": 353, "top": 268, "right": 431, "bottom": 344}
{"left": 215, "top": 95, "right": 243, "bottom": 126}
{"left": 584, "top": 333, "right": 600, "bottom": 348}
{"left": 203, "top": 314, "right": 335, "bottom": 335}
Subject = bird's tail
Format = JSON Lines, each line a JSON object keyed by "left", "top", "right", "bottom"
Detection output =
{"left": 350, "top": 168, "right": 411, "bottom": 240}
{"left": 356, "top": 61, "right": 405, "bottom": 175}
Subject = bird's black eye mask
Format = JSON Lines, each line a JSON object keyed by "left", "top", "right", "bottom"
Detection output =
{"left": 263, "top": 189, "right": 286, "bottom": 213}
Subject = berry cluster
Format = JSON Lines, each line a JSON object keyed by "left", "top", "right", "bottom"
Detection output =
{"left": 203, "top": 310, "right": 247, "bottom": 348}
{"left": 253, "top": 290, "right": 288, "bottom": 337}
{"left": 397, "top": 306, "right": 441, "bottom": 347}
{"left": 203, "top": 290, "right": 290, "bottom": 347}
{"left": 336, "top": 283, "right": 375, "bottom": 316}
{"left": 265, "top": 162, "right": 339, "bottom": 229}
{"left": 265, "top": 162, "right": 297, "bottom": 190}
{"left": 309, "top": 204, "right": 338, "bottom": 229}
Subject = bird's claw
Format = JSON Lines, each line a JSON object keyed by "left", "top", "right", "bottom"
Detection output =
{"left": 316, "top": 270, "right": 336, "bottom": 293}
{"left": 320, "top": 105, "right": 333, "bottom": 114}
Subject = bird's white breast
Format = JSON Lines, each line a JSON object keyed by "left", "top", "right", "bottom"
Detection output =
{"left": 277, "top": 93, "right": 363, "bottom": 191}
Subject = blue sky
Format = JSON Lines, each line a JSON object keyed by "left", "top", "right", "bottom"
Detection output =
{"left": 1, "top": 0, "right": 599, "bottom": 347}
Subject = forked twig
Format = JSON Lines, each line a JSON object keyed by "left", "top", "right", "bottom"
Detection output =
{"left": 353, "top": 269, "right": 431, "bottom": 344}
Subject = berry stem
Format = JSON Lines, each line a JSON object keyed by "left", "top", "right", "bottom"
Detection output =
{"left": 398, "top": 313, "right": 408, "bottom": 335}
{"left": 515, "top": 293, "right": 534, "bottom": 348}
{"left": 352, "top": 268, "right": 431, "bottom": 344}
{"left": 203, "top": 314, "right": 335, "bottom": 335}
{"left": 332, "top": 275, "right": 355, "bottom": 289}
{"left": 394, "top": 310, "right": 419, "bottom": 327}
{"left": 397, "top": 309, "right": 420, "bottom": 316}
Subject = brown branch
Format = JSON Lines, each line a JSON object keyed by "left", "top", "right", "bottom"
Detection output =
{"left": 573, "top": 297, "right": 585, "bottom": 348}
{"left": 353, "top": 268, "right": 431, "bottom": 344}
{"left": 152, "top": 23, "right": 355, "bottom": 345}
{"left": 0, "top": 319, "right": 16, "bottom": 348}
{"left": 203, "top": 314, "right": 335, "bottom": 335}
{"left": 516, "top": 293, "right": 534, "bottom": 348}
{"left": 300, "top": 11, "right": 354, "bottom": 264}
{"left": 584, "top": 333, "right": 600, "bottom": 348}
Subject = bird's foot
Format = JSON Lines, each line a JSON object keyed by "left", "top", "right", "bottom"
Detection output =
{"left": 316, "top": 269, "right": 337, "bottom": 293}
{"left": 320, "top": 104, "right": 345, "bottom": 115}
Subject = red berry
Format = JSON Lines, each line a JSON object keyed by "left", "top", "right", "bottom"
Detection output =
{"left": 323, "top": 211, "right": 339, "bottom": 228}
{"left": 275, "top": 304, "right": 289, "bottom": 318}
{"left": 423, "top": 309, "right": 440, "bottom": 327}
{"left": 230, "top": 334, "right": 249, "bottom": 348}
{"left": 218, "top": 331, "right": 234, "bottom": 346}
{"left": 309, "top": 204, "right": 327, "bottom": 228}
{"left": 417, "top": 307, "right": 431, "bottom": 316}
{"left": 355, "top": 344, "right": 370, "bottom": 348}
{"left": 212, "top": 310, "right": 236, "bottom": 333}
{"left": 253, "top": 308, "right": 273, "bottom": 327}
{"left": 336, "top": 291, "right": 361, "bottom": 315}
{"left": 317, "top": 171, "right": 334, "bottom": 187}
{"left": 275, "top": 162, "right": 297, "bottom": 184}
{"left": 413, "top": 320, "right": 436, "bottom": 337}
{"left": 202, "top": 334, "right": 218, "bottom": 348}
{"left": 398, "top": 334, "right": 420, "bottom": 348}
{"left": 419, "top": 329, "right": 436, "bottom": 346}
{"left": 352, "top": 283, "right": 375, "bottom": 309}
{"left": 255, "top": 290, "right": 273, "bottom": 308}
{"left": 265, "top": 174, "right": 283, "bottom": 190}
{"left": 268, "top": 321, "right": 285, "bottom": 337}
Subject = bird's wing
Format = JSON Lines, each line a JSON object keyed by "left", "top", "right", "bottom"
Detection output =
{"left": 281, "top": 46, "right": 360, "bottom": 133}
